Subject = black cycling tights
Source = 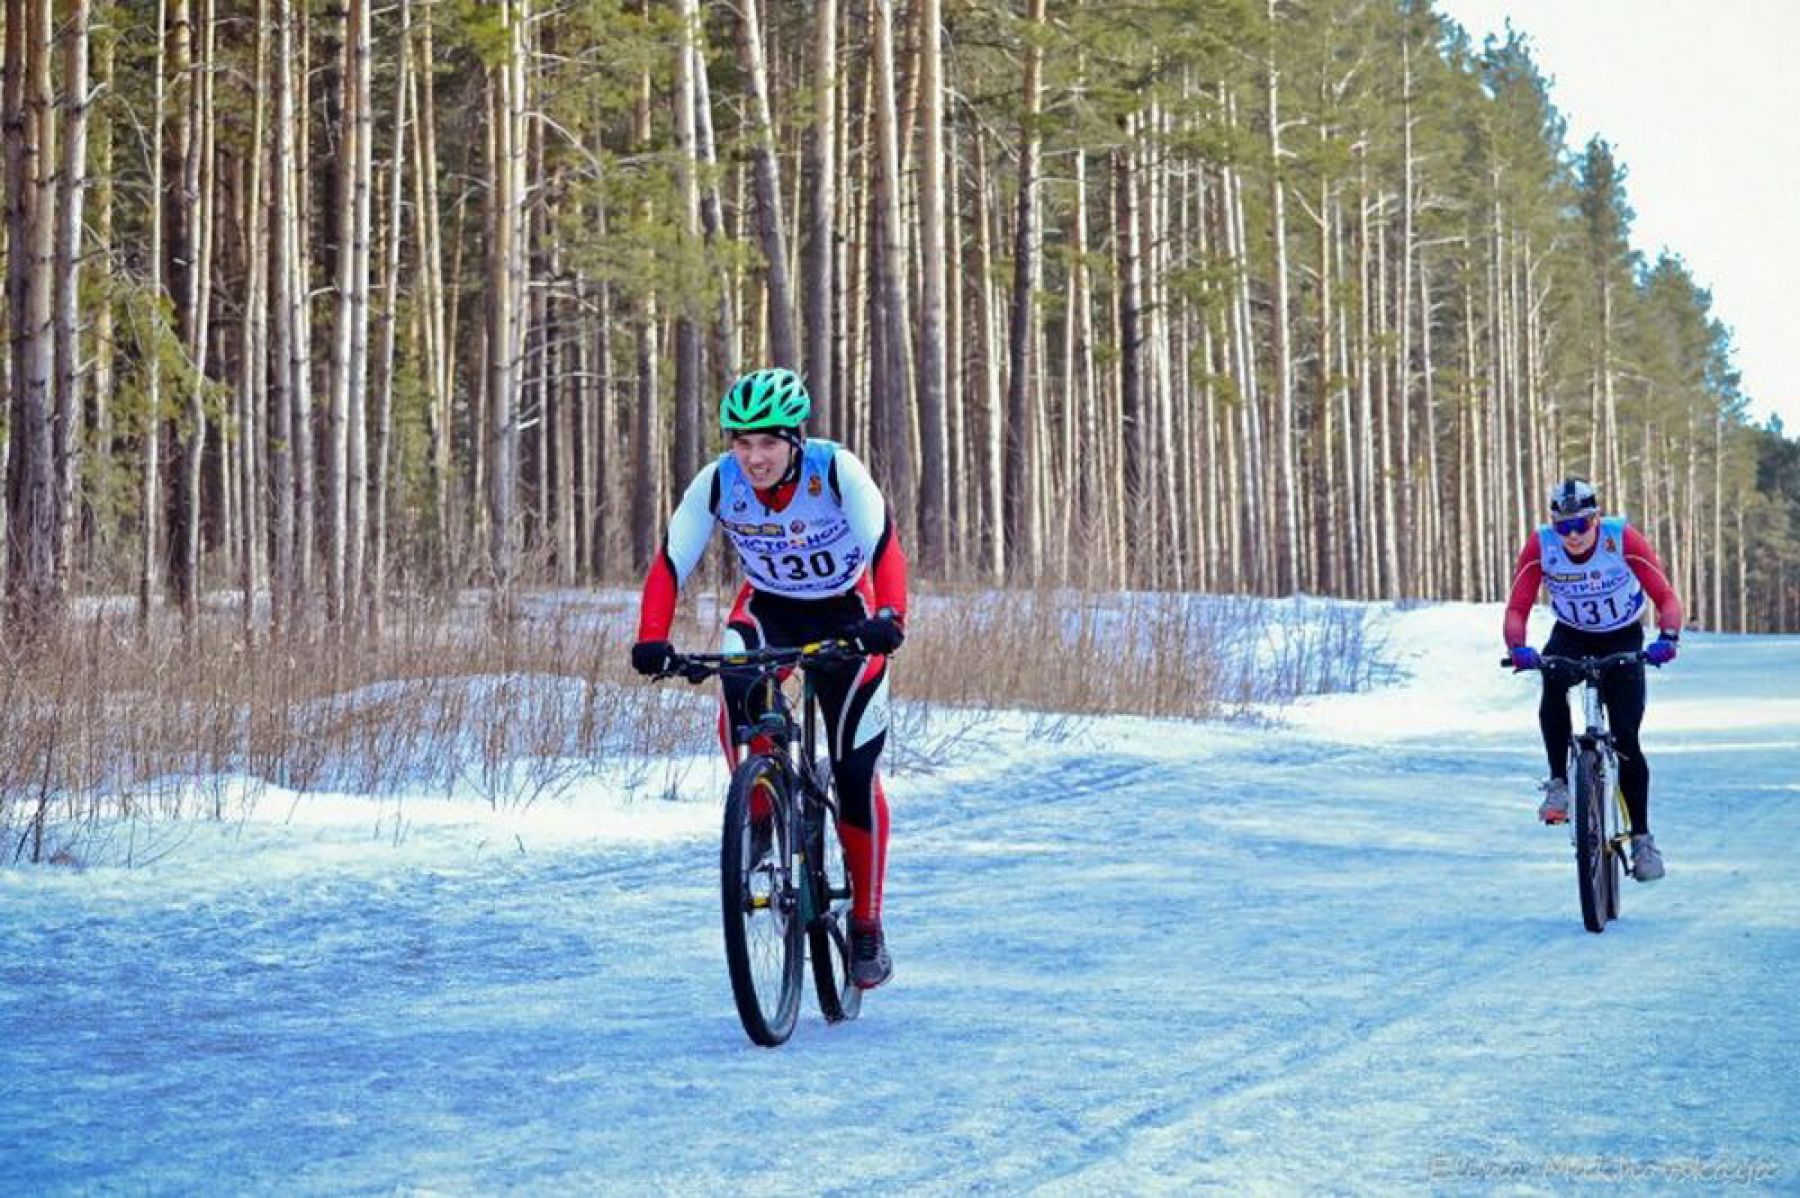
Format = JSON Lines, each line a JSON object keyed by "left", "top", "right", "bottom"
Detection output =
{"left": 1539, "top": 622, "right": 1651, "bottom": 835}
{"left": 720, "top": 590, "right": 888, "bottom": 834}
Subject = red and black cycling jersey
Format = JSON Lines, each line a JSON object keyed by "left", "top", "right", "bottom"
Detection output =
{"left": 1503, "top": 519, "right": 1683, "bottom": 647}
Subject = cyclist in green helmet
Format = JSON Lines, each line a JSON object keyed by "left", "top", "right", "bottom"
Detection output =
{"left": 632, "top": 367, "right": 907, "bottom": 989}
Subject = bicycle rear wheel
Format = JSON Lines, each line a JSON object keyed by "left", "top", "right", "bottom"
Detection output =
{"left": 806, "top": 780, "right": 863, "bottom": 1024}
{"left": 721, "top": 756, "right": 804, "bottom": 1046}
{"left": 1606, "top": 784, "right": 1627, "bottom": 921}
{"left": 1573, "top": 749, "right": 1610, "bottom": 933}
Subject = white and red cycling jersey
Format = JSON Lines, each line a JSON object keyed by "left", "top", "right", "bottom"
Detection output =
{"left": 1503, "top": 517, "right": 1683, "bottom": 645}
{"left": 635, "top": 438, "right": 907, "bottom": 927}
{"left": 636, "top": 439, "right": 908, "bottom": 642}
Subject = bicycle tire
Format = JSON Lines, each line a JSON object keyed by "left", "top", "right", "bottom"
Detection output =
{"left": 1606, "top": 785, "right": 1627, "bottom": 921}
{"left": 721, "top": 756, "right": 804, "bottom": 1046}
{"left": 807, "top": 784, "right": 863, "bottom": 1024}
{"left": 1573, "top": 749, "right": 1609, "bottom": 933}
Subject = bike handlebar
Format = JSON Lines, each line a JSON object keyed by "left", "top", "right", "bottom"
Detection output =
{"left": 654, "top": 640, "right": 865, "bottom": 684}
{"left": 1499, "top": 649, "right": 1656, "bottom": 675}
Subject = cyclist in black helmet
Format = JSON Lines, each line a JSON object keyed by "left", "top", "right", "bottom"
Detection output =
{"left": 631, "top": 368, "right": 905, "bottom": 989}
{"left": 1503, "top": 476, "right": 1684, "bottom": 880}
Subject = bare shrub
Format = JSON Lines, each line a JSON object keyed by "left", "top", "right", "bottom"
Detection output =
{"left": 0, "top": 586, "right": 1388, "bottom": 864}
{"left": 0, "top": 597, "right": 682, "bottom": 864}
{"left": 900, "top": 586, "right": 1387, "bottom": 719}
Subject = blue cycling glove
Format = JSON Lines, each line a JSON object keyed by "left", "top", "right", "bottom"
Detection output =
{"left": 1508, "top": 645, "right": 1541, "bottom": 671}
{"left": 1645, "top": 634, "right": 1678, "bottom": 666}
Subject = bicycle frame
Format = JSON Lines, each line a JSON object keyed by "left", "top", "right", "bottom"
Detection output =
{"left": 1562, "top": 666, "right": 1632, "bottom": 863}
{"left": 662, "top": 641, "right": 859, "bottom": 923}
{"left": 736, "top": 659, "right": 849, "bottom": 928}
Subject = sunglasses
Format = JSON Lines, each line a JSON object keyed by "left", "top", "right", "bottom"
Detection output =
{"left": 1553, "top": 515, "right": 1594, "bottom": 536}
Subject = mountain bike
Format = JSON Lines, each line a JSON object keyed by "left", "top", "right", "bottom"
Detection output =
{"left": 1505, "top": 650, "right": 1651, "bottom": 934}
{"left": 658, "top": 642, "right": 864, "bottom": 1046}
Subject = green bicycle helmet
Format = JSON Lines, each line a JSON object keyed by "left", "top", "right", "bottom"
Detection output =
{"left": 720, "top": 368, "right": 812, "bottom": 433}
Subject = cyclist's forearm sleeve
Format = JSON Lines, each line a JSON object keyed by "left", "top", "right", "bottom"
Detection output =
{"left": 870, "top": 518, "right": 908, "bottom": 620}
{"left": 636, "top": 463, "right": 719, "bottom": 642}
{"left": 835, "top": 450, "right": 908, "bottom": 620}
{"left": 1623, "top": 525, "right": 1684, "bottom": 633}
{"left": 1502, "top": 538, "right": 1543, "bottom": 646}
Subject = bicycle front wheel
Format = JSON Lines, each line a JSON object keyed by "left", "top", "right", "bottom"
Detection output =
{"left": 1573, "top": 749, "right": 1610, "bottom": 934}
{"left": 721, "top": 755, "right": 804, "bottom": 1046}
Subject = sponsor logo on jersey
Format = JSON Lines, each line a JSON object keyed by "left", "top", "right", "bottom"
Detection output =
{"left": 808, "top": 476, "right": 823, "bottom": 497}
{"left": 791, "top": 521, "right": 806, "bottom": 534}
{"left": 723, "top": 520, "right": 792, "bottom": 540}
{"left": 1604, "top": 536, "right": 1617, "bottom": 553}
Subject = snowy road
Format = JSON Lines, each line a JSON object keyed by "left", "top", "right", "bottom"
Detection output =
{"left": 3, "top": 603, "right": 1796, "bottom": 1195}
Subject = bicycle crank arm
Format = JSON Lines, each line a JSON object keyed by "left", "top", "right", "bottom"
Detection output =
{"left": 1610, "top": 834, "right": 1635, "bottom": 876}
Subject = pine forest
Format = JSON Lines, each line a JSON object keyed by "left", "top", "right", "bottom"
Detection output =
{"left": 4, "top": 0, "right": 1798, "bottom": 639}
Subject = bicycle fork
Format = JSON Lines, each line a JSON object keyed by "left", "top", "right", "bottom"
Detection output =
{"left": 1571, "top": 733, "right": 1635, "bottom": 877}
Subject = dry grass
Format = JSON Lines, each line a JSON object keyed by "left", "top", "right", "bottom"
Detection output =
{"left": 900, "top": 586, "right": 1387, "bottom": 718}
{"left": 0, "top": 595, "right": 691, "bottom": 864}
{"left": 0, "top": 585, "right": 1387, "bottom": 865}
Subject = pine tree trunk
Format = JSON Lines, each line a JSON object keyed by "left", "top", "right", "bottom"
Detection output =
{"left": 166, "top": 0, "right": 206, "bottom": 626}
{"left": 1352, "top": 162, "right": 1375, "bottom": 598}
{"left": 323, "top": 7, "right": 349, "bottom": 621}
{"left": 5, "top": 0, "right": 60, "bottom": 630}
{"left": 1395, "top": 37, "right": 1418, "bottom": 596}
{"left": 688, "top": 25, "right": 739, "bottom": 388}
{"left": 971, "top": 129, "right": 1004, "bottom": 580}
{"left": 346, "top": 0, "right": 372, "bottom": 622}
{"left": 1002, "top": 0, "right": 1046, "bottom": 580}
{"left": 869, "top": 0, "right": 915, "bottom": 544}
{"left": 1266, "top": 1, "right": 1299, "bottom": 594}
{"left": 238, "top": 0, "right": 270, "bottom": 628}
{"left": 136, "top": 0, "right": 170, "bottom": 629}
{"left": 1316, "top": 177, "right": 1340, "bottom": 595}
{"left": 629, "top": 54, "right": 661, "bottom": 575}
{"left": 485, "top": 0, "right": 527, "bottom": 601}
{"left": 370, "top": 0, "right": 412, "bottom": 629}
{"left": 86, "top": 29, "right": 116, "bottom": 575}
{"left": 671, "top": 0, "right": 703, "bottom": 487}
{"left": 290, "top": 7, "right": 315, "bottom": 613}
{"left": 944, "top": 100, "right": 969, "bottom": 576}
{"left": 1115, "top": 128, "right": 1146, "bottom": 588}
{"left": 736, "top": 0, "right": 796, "bottom": 369}
{"left": 913, "top": 0, "right": 948, "bottom": 577}
{"left": 51, "top": 0, "right": 91, "bottom": 596}
{"left": 801, "top": 0, "right": 837, "bottom": 436}
{"left": 1070, "top": 142, "right": 1098, "bottom": 587}
{"left": 411, "top": 7, "right": 450, "bottom": 571}
{"left": 269, "top": 0, "right": 295, "bottom": 629}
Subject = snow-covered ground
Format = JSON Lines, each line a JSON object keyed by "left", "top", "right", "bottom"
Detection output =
{"left": 2, "top": 600, "right": 1795, "bottom": 1195}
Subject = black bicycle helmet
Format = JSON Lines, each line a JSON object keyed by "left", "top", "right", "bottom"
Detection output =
{"left": 1548, "top": 477, "right": 1600, "bottom": 519}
